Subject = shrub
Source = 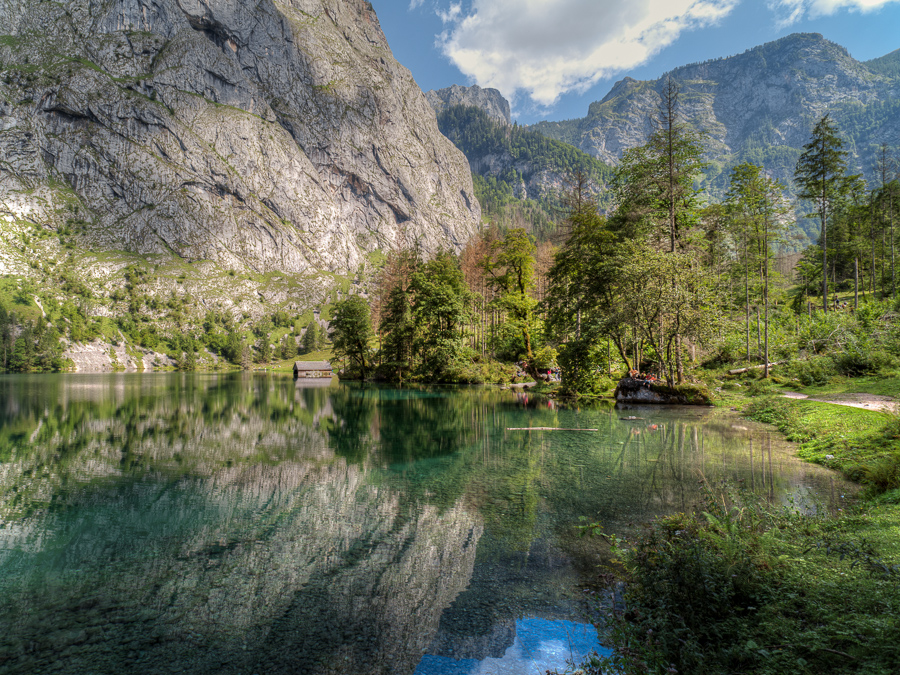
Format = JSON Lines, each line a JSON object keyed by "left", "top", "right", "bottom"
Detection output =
{"left": 785, "top": 356, "right": 835, "bottom": 386}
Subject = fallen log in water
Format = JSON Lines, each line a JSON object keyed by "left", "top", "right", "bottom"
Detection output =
{"left": 506, "top": 427, "right": 599, "bottom": 431}
{"left": 727, "top": 361, "right": 785, "bottom": 375}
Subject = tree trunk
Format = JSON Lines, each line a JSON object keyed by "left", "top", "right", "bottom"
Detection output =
{"left": 764, "top": 229, "right": 770, "bottom": 378}
{"left": 854, "top": 258, "right": 859, "bottom": 310}
{"left": 822, "top": 198, "right": 828, "bottom": 313}
{"left": 745, "top": 246, "right": 750, "bottom": 361}
{"left": 891, "top": 185, "right": 896, "bottom": 298}
{"left": 756, "top": 306, "right": 761, "bottom": 360}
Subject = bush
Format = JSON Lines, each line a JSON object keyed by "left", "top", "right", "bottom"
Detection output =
{"left": 557, "top": 340, "right": 610, "bottom": 396}
{"left": 832, "top": 346, "right": 897, "bottom": 377}
{"left": 785, "top": 356, "right": 835, "bottom": 386}
{"left": 591, "top": 484, "right": 900, "bottom": 675}
{"left": 442, "top": 359, "right": 517, "bottom": 384}
{"left": 531, "top": 345, "right": 557, "bottom": 371}
{"left": 744, "top": 377, "right": 779, "bottom": 397}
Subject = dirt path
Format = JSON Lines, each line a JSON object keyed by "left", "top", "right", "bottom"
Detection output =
{"left": 782, "top": 391, "right": 898, "bottom": 413}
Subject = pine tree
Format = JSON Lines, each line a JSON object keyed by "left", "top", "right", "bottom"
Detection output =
{"left": 612, "top": 78, "right": 706, "bottom": 252}
{"left": 794, "top": 115, "right": 851, "bottom": 313}
{"left": 302, "top": 321, "right": 320, "bottom": 354}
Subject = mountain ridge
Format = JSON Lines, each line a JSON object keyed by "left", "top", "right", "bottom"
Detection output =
{"left": 529, "top": 32, "right": 900, "bottom": 195}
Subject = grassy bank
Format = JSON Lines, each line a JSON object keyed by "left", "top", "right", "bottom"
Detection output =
{"left": 575, "top": 377, "right": 900, "bottom": 675}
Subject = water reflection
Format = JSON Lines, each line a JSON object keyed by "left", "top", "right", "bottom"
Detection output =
{"left": 416, "top": 618, "right": 608, "bottom": 675}
{"left": 0, "top": 374, "right": 851, "bottom": 674}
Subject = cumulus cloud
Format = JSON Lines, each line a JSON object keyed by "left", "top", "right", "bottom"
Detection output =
{"left": 435, "top": 0, "right": 739, "bottom": 108}
{"left": 770, "top": 0, "right": 900, "bottom": 27}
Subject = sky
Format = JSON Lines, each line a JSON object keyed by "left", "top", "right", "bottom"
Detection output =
{"left": 372, "top": 0, "right": 900, "bottom": 125}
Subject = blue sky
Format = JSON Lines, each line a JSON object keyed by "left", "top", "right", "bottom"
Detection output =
{"left": 372, "top": 0, "right": 900, "bottom": 125}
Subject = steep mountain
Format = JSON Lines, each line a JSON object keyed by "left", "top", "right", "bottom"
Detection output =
{"left": 0, "top": 0, "right": 480, "bottom": 281}
{"left": 532, "top": 33, "right": 900, "bottom": 196}
{"left": 429, "top": 96, "right": 613, "bottom": 238}
{"left": 426, "top": 84, "right": 512, "bottom": 126}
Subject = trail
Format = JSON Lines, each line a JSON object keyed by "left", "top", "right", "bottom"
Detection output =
{"left": 782, "top": 391, "right": 897, "bottom": 414}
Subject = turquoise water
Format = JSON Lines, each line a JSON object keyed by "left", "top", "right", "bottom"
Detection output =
{"left": 0, "top": 374, "right": 849, "bottom": 674}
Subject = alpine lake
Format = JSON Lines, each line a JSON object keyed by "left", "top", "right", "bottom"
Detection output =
{"left": 0, "top": 373, "right": 852, "bottom": 675}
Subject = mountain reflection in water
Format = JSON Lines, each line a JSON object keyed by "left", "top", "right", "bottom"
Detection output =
{"left": 0, "top": 374, "right": 850, "bottom": 674}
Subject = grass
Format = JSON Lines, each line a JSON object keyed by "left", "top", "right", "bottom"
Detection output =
{"left": 788, "top": 373, "right": 900, "bottom": 399}
{"left": 587, "top": 484, "right": 900, "bottom": 675}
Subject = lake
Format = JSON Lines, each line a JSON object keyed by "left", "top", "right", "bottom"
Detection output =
{"left": 0, "top": 374, "right": 851, "bottom": 675}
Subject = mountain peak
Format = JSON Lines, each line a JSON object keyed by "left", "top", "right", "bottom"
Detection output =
{"left": 426, "top": 85, "right": 512, "bottom": 126}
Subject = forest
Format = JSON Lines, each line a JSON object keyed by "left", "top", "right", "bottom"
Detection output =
{"left": 332, "top": 83, "right": 899, "bottom": 399}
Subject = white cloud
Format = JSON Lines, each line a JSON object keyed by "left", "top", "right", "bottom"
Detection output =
{"left": 438, "top": 2, "right": 463, "bottom": 23}
{"left": 435, "top": 0, "right": 740, "bottom": 108}
{"left": 769, "top": 0, "right": 900, "bottom": 27}
{"left": 409, "top": 0, "right": 425, "bottom": 9}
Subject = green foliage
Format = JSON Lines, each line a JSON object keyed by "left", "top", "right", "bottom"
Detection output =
{"left": 786, "top": 356, "right": 837, "bottom": 386}
{"left": 865, "top": 48, "right": 900, "bottom": 79}
{"left": 612, "top": 79, "right": 706, "bottom": 252}
{"left": 794, "top": 114, "right": 854, "bottom": 310}
{"left": 377, "top": 249, "right": 473, "bottom": 382}
{"left": 271, "top": 310, "right": 293, "bottom": 329}
{"left": 331, "top": 296, "right": 373, "bottom": 378}
{"left": 593, "top": 485, "right": 900, "bottom": 675}
{"left": 254, "top": 327, "right": 272, "bottom": 363}
{"left": 556, "top": 341, "right": 612, "bottom": 396}
{"left": 472, "top": 174, "right": 559, "bottom": 240}
{"left": 301, "top": 321, "right": 322, "bottom": 354}
{"left": 0, "top": 306, "right": 63, "bottom": 372}
{"left": 436, "top": 104, "right": 611, "bottom": 187}
{"left": 172, "top": 334, "right": 197, "bottom": 371}
{"left": 483, "top": 228, "right": 540, "bottom": 367}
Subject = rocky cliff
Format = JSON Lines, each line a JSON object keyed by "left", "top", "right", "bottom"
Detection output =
{"left": 0, "top": 0, "right": 480, "bottom": 278}
{"left": 532, "top": 33, "right": 900, "bottom": 193}
{"left": 426, "top": 84, "right": 511, "bottom": 126}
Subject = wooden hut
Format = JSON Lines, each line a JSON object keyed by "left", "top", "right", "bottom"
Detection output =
{"left": 293, "top": 360, "right": 333, "bottom": 379}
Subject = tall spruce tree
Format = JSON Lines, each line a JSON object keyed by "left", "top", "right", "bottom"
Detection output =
{"left": 794, "top": 115, "right": 850, "bottom": 313}
{"left": 612, "top": 78, "right": 706, "bottom": 252}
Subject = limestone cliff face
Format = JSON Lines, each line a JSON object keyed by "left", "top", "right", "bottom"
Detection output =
{"left": 532, "top": 33, "right": 900, "bottom": 188}
{"left": 426, "top": 84, "right": 511, "bottom": 126}
{"left": 0, "top": 0, "right": 480, "bottom": 275}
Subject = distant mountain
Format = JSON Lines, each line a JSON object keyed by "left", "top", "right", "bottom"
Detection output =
{"left": 426, "top": 85, "right": 511, "bottom": 126}
{"left": 433, "top": 104, "right": 613, "bottom": 238}
{"left": 531, "top": 33, "right": 900, "bottom": 201}
{"left": 866, "top": 48, "right": 900, "bottom": 79}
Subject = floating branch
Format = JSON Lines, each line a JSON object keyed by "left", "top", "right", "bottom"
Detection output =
{"left": 506, "top": 427, "right": 599, "bottom": 431}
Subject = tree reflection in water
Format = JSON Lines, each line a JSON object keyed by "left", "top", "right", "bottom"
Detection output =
{"left": 0, "top": 374, "right": 850, "bottom": 674}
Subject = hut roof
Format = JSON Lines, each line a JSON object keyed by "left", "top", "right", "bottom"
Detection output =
{"left": 293, "top": 361, "right": 332, "bottom": 371}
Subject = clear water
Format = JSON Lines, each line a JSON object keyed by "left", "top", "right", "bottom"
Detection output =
{"left": 0, "top": 373, "right": 850, "bottom": 675}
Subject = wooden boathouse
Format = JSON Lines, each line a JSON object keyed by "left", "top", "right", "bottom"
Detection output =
{"left": 293, "top": 360, "right": 333, "bottom": 379}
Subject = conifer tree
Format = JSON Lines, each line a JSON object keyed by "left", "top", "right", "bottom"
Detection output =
{"left": 612, "top": 78, "right": 706, "bottom": 252}
{"left": 302, "top": 321, "right": 320, "bottom": 354}
{"left": 794, "top": 115, "right": 850, "bottom": 313}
